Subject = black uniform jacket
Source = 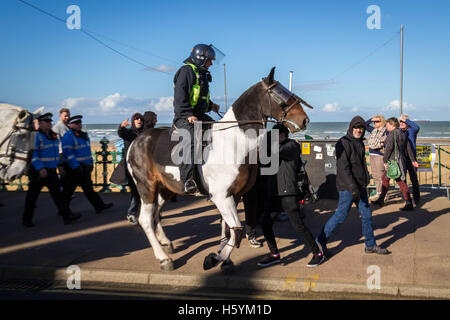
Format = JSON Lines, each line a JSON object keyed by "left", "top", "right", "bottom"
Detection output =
{"left": 110, "top": 125, "right": 143, "bottom": 185}
{"left": 335, "top": 116, "right": 370, "bottom": 192}
{"left": 173, "top": 59, "right": 212, "bottom": 122}
{"left": 276, "top": 138, "right": 301, "bottom": 196}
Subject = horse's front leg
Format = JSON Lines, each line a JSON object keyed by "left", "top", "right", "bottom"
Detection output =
{"left": 203, "top": 195, "right": 243, "bottom": 270}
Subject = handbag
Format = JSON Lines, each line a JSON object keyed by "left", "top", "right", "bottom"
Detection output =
{"left": 386, "top": 131, "right": 401, "bottom": 180}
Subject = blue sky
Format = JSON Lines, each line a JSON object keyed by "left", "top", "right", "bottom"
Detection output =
{"left": 1, "top": 0, "right": 449, "bottom": 123}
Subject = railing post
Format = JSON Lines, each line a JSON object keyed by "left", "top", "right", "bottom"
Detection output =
{"left": 17, "top": 177, "right": 24, "bottom": 191}
{"left": 99, "top": 137, "right": 112, "bottom": 193}
{"left": 438, "top": 146, "right": 442, "bottom": 187}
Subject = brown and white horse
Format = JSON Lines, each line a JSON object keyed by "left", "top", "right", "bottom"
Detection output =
{"left": 0, "top": 104, "right": 37, "bottom": 181}
{"left": 126, "top": 67, "right": 312, "bottom": 271}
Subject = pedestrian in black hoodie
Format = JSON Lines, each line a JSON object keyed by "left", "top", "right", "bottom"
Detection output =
{"left": 257, "top": 124, "right": 325, "bottom": 268}
{"left": 110, "top": 112, "right": 144, "bottom": 224}
{"left": 316, "top": 116, "right": 390, "bottom": 256}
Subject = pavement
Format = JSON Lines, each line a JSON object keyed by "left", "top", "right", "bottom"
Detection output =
{"left": 0, "top": 189, "right": 449, "bottom": 299}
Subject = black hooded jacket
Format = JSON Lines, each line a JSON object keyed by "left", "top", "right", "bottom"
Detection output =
{"left": 335, "top": 116, "right": 370, "bottom": 192}
{"left": 117, "top": 113, "right": 144, "bottom": 158}
{"left": 173, "top": 58, "right": 212, "bottom": 122}
{"left": 111, "top": 113, "right": 143, "bottom": 185}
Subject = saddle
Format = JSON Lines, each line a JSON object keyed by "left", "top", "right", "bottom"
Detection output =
{"left": 152, "top": 126, "right": 210, "bottom": 195}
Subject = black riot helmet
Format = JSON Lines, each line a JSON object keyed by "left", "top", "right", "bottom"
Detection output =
{"left": 189, "top": 44, "right": 216, "bottom": 67}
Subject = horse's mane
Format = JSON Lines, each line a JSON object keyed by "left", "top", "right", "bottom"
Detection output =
{"left": 229, "top": 82, "right": 265, "bottom": 131}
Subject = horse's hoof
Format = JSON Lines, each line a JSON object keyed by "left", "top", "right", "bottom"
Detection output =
{"left": 162, "top": 243, "right": 174, "bottom": 254}
{"left": 220, "top": 259, "right": 235, "bottom": 274}
{"left": 160, "top": 259, "right": 174, "bottom": 271}
{"left": 203, "top": 253, "right": 221, "bottom": 271}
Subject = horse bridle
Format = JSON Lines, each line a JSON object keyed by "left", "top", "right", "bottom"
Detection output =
{"left": 261, "top": 80, "right": 313, "bottom": 131}
{"left": 0, "top": 112, "right": 35, "bottom": 171}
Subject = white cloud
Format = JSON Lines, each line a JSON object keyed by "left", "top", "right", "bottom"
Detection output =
{"left": 322, "top": 103, "right": 340, "bottom": 112}
{"left": 99, "top": 93, "right": 128, "bottom": 112}
{"left": 60, "top": 93, "right": 174, "bottom": 119}
{"left": 384, "top": 100, "right": 416, "bottom": 111}
{"left": 152, "top": 96, "right": 174, "bottom": 112}
{"left": 351, "top": 106, "right": 359, "bottom": 112}
{"left": 144, "top": 64, "right": 176, "bottom": 73}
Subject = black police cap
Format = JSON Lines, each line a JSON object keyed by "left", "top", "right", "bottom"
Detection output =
{"left": 68, "top": 115, "right": 83, "bottom": 124}
{"left": 37, "top": 113, "right": 53, "bottom": 122}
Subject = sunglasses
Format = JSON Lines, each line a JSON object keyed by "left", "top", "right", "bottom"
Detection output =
{"left": 373, "top": 120, "right": 381, "bottom": 123}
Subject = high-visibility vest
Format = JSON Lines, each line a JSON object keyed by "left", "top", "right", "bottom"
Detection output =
{"left": 31, "top": 131, "right": 60, "bottom": 171}
{"left": 185, "top": 63, "right": 210, "bottom": 111}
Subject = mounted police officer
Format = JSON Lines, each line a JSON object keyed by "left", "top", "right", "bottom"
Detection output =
{"left": 173, "top": 44, "right": 220, "bottom": 194}
{"left": 22, "top": 113, "right": 81, "bottom": 227}
{"left": 61, "top": 115, "right": 113, "bottom": 214}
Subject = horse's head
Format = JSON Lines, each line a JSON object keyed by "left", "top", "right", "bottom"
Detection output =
{"left": 260, "top": 67, "right": 312, "bottom": 133}
{"left": 0, "top": 104, "right": 36, "bottom": 181}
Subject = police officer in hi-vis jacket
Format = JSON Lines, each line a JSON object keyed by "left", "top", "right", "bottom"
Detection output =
{"left": 173, "top": 44, "right": 220, "bottom": 194}
{"left": 61, "top": 115, "right": 113, "bottom": 214}
{"left": 22, "top": 113, "right": 81, "bottom": 227}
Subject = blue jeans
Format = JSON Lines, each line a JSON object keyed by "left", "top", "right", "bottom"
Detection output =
{"left": 320, "top": 189, "right": 376, "bottom": 248}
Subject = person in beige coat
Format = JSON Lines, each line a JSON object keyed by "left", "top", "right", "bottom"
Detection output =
{"left": 365, "top": 115, "right": 387, "bottom": 201}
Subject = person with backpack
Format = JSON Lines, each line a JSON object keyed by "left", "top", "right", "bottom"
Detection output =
{"left": 372, "top": 117, "right": 419, "bottom": 211}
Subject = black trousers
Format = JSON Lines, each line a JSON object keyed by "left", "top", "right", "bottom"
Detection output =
{"left": 23, "top": 168, "right": 71, "bottom": 221}
{"left": 242, "top": 173, "right": 265, "bottom": 237}
{"left": 406, "top": 156, "right": 420, "bottom": 202}
{"left": 62, "top": 164, "right": 105, "bottom": 211}
{"left": 126, "top": 169, "right": 140, "bottom": 216}
{"left": 261, "top": 195, "right": 320, "bottom": 255}
{"left": 174, "top": 115, "right": 213, "bottom": 183}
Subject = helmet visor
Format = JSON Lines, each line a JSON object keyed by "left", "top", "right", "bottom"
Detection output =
{"left": 209, "top": 44, "right": 225, "bottom": 66}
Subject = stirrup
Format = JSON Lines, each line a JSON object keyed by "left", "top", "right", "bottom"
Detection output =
{"left": 184, "top": 179, "right": 198, "bottom": 194}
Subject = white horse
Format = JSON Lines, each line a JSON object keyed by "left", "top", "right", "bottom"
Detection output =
{"left": 0, "top": 104, "right": 40, "bottom": 181}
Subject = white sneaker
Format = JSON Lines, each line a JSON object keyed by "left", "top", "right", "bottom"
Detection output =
{"left": 246, "top": 235, "right": 263, "bottom": 248}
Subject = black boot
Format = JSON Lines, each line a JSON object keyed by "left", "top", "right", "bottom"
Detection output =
{"left": 371, "top": 198, "right": 384, "bottom": 207}
{"left": 400, "top": 201, "right": 414, "bottom": 211}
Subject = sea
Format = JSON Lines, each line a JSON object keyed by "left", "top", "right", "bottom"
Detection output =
{"left": 84, "top": 121, "right": 450, "bottom": 145}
